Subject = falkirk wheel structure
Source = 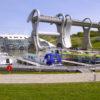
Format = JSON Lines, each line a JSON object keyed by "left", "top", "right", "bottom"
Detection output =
{"left": 27, "top": 9, "right": 100, "bottom": 52}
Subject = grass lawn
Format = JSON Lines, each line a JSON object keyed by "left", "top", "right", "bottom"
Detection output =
{"left": 0, "top": 82, "right": 100, "bottom": 100}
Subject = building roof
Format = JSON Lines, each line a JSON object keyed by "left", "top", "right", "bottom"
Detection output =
{"left": 0, "top": 34, "right": 29, "bottom": 40}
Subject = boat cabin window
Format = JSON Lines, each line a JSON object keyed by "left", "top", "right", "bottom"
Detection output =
{"left": 6, "top": 58, "right": 10, "bottom": 63}
{"left": 31, "top": 56, "right": 33, "bottom": 60}
{"left": 28, "top": 56, "right": 31, "bottom": 59}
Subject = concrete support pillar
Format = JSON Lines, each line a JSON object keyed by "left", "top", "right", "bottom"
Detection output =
{"left": 27, "top": 9, "right": 41, "bottom": 54}
{"left": 63, "top": 15, "right": 72, "bottom": 48}
{"left": 56, "top": 13, "right": 65, "bottom": 48}
{"left": 82, "top": 18, "right": 92, "bottom": 50}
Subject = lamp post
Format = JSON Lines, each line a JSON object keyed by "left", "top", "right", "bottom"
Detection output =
{"left": 92, "top": 66, "right": 96, "bottom": 81}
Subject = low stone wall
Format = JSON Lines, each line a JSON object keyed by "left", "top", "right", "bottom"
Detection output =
{"left": 0, "top": 73, "right": 100, "bottom": 83}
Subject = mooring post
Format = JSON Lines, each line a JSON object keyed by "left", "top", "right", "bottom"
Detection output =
{"left": 92, "top": 67, "right": 96, "bottom": 81}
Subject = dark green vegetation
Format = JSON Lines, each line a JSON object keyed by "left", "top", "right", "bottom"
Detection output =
{"left": 0, "top": 82, "right": 100, "bottom": 100}
{"left": 71, "top": 31, "right": 100, "bottom": 50}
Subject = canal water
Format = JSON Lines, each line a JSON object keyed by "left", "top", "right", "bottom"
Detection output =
{"left": 3, "top": 50, "right": 28, "bottom": 57}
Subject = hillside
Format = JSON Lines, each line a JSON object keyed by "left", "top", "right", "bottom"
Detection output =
{"left": 40, "top": 31, "right": 100, "bottom": 50}
{"left": 71, "top": 31, "right": 100, "bottom": 50}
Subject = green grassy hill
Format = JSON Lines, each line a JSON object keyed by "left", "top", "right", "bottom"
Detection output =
{"left": 40, "top": 31, "right": 100, "bottom": 50}
{"left": 71, "top": 31, "right": 100, "bottom": 50}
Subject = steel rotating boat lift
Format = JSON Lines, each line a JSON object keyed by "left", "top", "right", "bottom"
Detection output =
{"left": 16, "top": 9, "right": 100, "bottom": 72}
{"left": 27, "top": 9, "right": 100, "bottom": 53}
{"left": 27, "top": 9, "right": 73, "bottom": 53}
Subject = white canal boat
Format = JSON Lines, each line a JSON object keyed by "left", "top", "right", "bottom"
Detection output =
{"left": 0, "top": 52, "right": 13, "bottom": 65}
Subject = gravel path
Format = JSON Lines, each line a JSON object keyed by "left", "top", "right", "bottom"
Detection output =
{"left": 0, "top": 73, "right": 100, "bottom": 83}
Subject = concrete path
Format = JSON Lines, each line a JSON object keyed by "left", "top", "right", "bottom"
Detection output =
{"left": 0, "top": 73, "right": 100, "bottom": 83}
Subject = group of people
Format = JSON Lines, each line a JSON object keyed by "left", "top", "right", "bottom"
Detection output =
{"left": 44, "top": 50, "right": 62, "bottom": 66}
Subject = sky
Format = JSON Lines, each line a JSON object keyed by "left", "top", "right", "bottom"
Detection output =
{"left": 0, "top": 0, "right": 100, "bottom": 35}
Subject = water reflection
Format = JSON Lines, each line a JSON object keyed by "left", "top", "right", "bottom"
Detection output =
{"left": 3, "top": 50, "right": 28, "bottom": 57}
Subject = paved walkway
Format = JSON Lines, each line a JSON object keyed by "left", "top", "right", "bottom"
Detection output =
{"left": 0, "top": 73, "right": 100, "bottom": 83}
